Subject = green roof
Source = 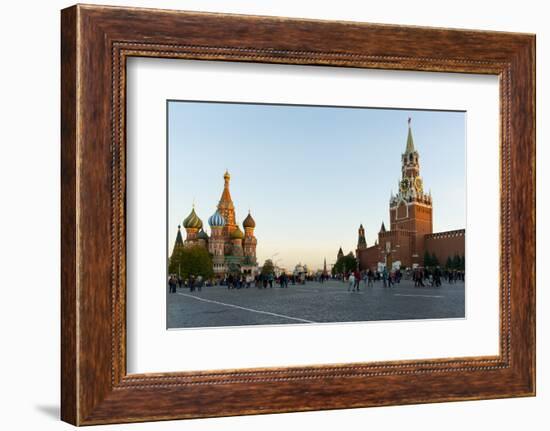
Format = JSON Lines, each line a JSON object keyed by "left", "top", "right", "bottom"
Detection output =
{"left": 405, "top": 123, "right": 415, "bottom": 153}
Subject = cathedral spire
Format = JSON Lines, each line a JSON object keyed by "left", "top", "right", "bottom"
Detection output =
{"left": 217, "top": 170, "right": 237, "bottom": 232}
{"left": 405, "top": 117, "right": 415, "bottom": 153}
{"left": 219, "top": 170, "right": 233, "bottom": 206}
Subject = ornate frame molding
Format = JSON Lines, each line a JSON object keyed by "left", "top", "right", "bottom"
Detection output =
{"left": 61, "top": 5, "right": 535, "bottom": 425}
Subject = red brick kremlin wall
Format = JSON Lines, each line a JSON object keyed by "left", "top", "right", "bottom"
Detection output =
{"left": 424, "top": 229, "right": 465, "bottom": 265}
{"left": 357, "top": 245, "right": 382, "bottom": 271}
{"left": 357, "top": 229, "right": 465, "bottom": 270}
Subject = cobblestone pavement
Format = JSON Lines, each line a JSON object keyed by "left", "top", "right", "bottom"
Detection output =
{"left": 167, "top": 279, "right": 465, "bottom": 329}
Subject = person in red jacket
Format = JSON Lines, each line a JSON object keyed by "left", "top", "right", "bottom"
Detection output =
{"left": 353, "top": 269, "right": 361, "bottom": 291}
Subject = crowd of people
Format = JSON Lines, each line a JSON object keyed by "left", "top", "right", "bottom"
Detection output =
{"left": 342, "top": 267, "right": 465, "bottom": 291}
{"left": 168, "top": 267, "right": 464, "bottom": 293}
{"left": 169, "top": 271, "right": 317, "bottom": 292}
{"left": 345, "top": 268, "right": 402, "bottom": 291}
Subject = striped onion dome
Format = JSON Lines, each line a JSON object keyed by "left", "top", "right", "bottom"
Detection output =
{"left": 182, "top": 207, "right": 203, "bottom": 229}
{"left": 242, "top": 211, "right": 256, "bottom": 228}
{"left": 230, "top": 226, "right": 244, "bottom": 240}
{"left": 197, "top": 228, "right": 209, "bottom": 240}
{"left": 208, "top": 210, "right": 226, "bottom": 227}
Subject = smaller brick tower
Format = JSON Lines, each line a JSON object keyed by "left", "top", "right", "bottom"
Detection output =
{"left": 357, "top": 224, "right": 367, "bottom": 250}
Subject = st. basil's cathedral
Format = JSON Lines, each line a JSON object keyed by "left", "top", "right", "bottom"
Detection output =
{"left": 355, "top": 119, "right": 465, "bottom": 271}
{"left": 171, "top": 170, "right": 258, "bottom": 276}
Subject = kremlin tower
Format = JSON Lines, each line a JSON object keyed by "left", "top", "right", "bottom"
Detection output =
{"left": 355, "top": 118, "right": 464, "bottom": 271}
{"left": 357, "top": 224, "right": 367, "bottom": 250}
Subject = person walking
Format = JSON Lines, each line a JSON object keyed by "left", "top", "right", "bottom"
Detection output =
{"left": 367, "top": 269, "right": 374, "bottom": 287}
{"left": 196, "top": 275, "right": 202, "bottom": 292}
{"left": 434, "top": 267, "right": 442, "bottom": 287}
{"left": 418, "top": 268, "right": 425, "bottom": 287}
{"left": 413, "top": 268, "right": 422, "bottom": 287}
{"left": 382, "top": 267, "right": 388, "bottom": 287}
{"left": 280, "top": 272, "right": 288, "bottom": 288}
{"left": 348, "top": 272, "right": 356, "bottom": 292}
{"left": 168, "top": 275, "right": 177, "bottom": 293}
{"left": 354, "top": 269, "right": 361, "bottom": 291}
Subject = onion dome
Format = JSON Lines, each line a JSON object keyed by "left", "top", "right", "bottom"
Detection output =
{"left": 182, "top": 207, "right": 203, "bottom": 229}
{"left": 230, "top": 226, "right": 244, "bottom": 240}
{"left": 208, "top": 210, "right": 226, "bottom": 227}
{"left": 243, "top": 211, "right": 256, "bottom": 228}
{"left": 197, "top": 228, "right": 209, "bottom": 240}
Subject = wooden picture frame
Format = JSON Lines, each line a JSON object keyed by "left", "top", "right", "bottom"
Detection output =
{"left": 61, "top": 4, "right": 535, "bottom": 425}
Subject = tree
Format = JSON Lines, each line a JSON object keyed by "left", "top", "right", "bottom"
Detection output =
{"left": 261, "top": 259, "right": 275, "bottom": 276}
{"left": 333, "top": 252, "right": 357, "bottom": 275}
{"left": 445, "top": 256, "right": 453, "bottom": 270}
{"left": 431, "top": 252, "right": 439, "bottom": 267}
{"left": 423, "top": 250, "right": 432, "bottom": 267}
{"left": 452, "top": 253, "right": 461, "bottom": 270}
{"left": 227, "top": 262, "right": 241, "bottom": 276}
{"left": 168, "top": 245, "right": 214, "bottom": 279}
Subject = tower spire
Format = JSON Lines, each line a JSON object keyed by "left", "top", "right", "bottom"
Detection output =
{"left": 405, "top": 117, "right": 415, "bottom": 153}
{"left": 219, "top": 171, "right": 233, "bottom": 203}
{"left": 217, "top": 170, "right": 237, "bottom": 234}
{"left": 357, "top": 224, "right": 367, "bottom": 249}
{"left": 175, "top": 225, "right": 183, "bottom": 246}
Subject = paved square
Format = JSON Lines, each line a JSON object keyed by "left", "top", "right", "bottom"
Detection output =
{"left": 167, "top": 279, "right": 465, "bottom": 329}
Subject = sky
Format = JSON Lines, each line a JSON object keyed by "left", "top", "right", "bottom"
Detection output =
{"left": 168, "top": 101, "right": 465, "bottom": 272}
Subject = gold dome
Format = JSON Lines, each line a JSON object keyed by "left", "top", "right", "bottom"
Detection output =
{"left": 182, "top": 207, "right": 203, "bottom": 229}
{"left": 230, "top": 226, "right": 244, "bottom": 240}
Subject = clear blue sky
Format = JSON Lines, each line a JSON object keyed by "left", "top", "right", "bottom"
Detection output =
{"left": 168, "top": 101, "right": 465, "bottom": 271}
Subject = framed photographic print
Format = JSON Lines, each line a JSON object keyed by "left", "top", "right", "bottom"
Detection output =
{"left": 61, "top": 4, "right": 535, "bottom": 425}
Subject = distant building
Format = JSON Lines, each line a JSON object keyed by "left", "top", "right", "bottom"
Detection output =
{"left": 356, "top": 118, "right": 465, "bottom": 270}
{"left": 293, "top": 263, "right": 308, "bottom": 279}
{"left": 171, "top": 170, "right": 258, "bottom": 276}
